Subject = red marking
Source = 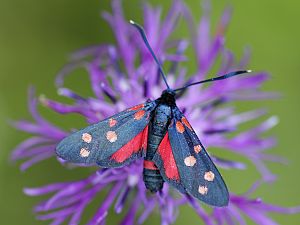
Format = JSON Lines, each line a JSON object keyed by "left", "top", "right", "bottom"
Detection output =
{"left": 110, "top": 126, "right": 148, "bottom": 163}
{"left": 128, "top": 104, "right": 144, "bottom": 111}
{"left": 176, "top": 121, "right": 185, "bottom": 133}
{"left": 181, "top": 117, "right": 192, "bottom": 130}
{"left": 109, "top": 118, "right": 117, "bottom": 127}
{"left": 143, "top": 160, "right": 158, "bottom": 170}
{"left": 158, "top": 132, "right": 180, "bottom": 181}
{"left": 134, "top": 110, "right": 145, "bottom": 120}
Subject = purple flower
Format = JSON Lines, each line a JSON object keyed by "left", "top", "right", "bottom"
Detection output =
{"left": 12, "top": 0, "right": 299, "bottom": 224}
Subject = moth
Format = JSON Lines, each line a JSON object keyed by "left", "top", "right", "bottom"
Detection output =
{"left": 56, "top": 20, "right": 251, "bottom": 207}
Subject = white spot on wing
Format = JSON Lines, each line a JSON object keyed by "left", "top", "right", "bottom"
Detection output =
{"left": 82, "top": 133, "right": 92, "bottom": 143}
{"left": 80, "top": 148, "right": 90, "bottom": 157}
{"left": 184, "top": 156, "right": 196, "bottom": 167}
{"left": 106, "top": 131, "right": 117, "bottom": 143}
{"left": 204, "top": 171, "right": 215, "bottom": 181}
{"left": 198, "top": 185, "right": 208, "bottom": 195}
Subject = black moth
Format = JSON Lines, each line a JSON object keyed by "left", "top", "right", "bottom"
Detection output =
{"left": 56, "top": 20, "right": 251, "bottom": 207}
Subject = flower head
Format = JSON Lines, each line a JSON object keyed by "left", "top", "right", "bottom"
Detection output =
{"left": 12, "top": 0, "right": 299, "bottom": 224}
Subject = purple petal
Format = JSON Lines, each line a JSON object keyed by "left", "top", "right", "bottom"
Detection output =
{"left": 20, "top": 151, "right": 54, "bottom": 171}
{"left": 120, "top": 195, "right": 140, "bottom": 225}
{"left": 11, "top": 136, "right": 52, "bottom": 161}
{"left": 114, "top": 186, "right": 131, "bottom": 214}
{"left": 87, "top": 181, "right": 123, "bottom": 225}
{"left": 24, "top": 183, "right": 69, "bottom": 196}
{"left": 186, "top": 195, "right": 215, "bottom": 225}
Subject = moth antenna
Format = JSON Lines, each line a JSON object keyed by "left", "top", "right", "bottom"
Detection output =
{"left": 130, "top": 20, "right": 170, "bottom": 89}
{"left": 174, "top": 70, "right": 252, "bottom": 92}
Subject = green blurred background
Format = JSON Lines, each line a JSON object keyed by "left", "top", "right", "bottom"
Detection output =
{"left": 0, "top": 0, "right": 299, "bottom": 224}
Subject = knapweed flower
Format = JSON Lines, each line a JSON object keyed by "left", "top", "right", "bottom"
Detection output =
{"left": 12, "top": 0, "right": 300, "bottom": 224}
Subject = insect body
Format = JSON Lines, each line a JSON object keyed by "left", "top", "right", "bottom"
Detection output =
{"left": 56, "top": 21, "right": 251, "bottom": 207}
{"left": 143, "top": 90, "right": 174, "bottom": 193}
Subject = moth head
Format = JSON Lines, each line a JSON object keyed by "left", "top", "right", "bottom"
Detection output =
{"left": 160, "top": 89, "right": 176, "bottom": 106}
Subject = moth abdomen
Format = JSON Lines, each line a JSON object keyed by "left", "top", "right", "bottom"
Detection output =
{"left": 143, "top": 103, "right": 172, "bottom": 192}
{"left": 143, "top": 163, "right": 164, "bottom": 193}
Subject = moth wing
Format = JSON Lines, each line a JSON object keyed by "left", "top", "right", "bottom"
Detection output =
{"left": 161, "top": 107, "right": 229, "bottom": 206}
{"left": 56, "top": 101, "right": 156, "bottom": 167}
{"left": 152, "top": 131, "right": 187, "bottom": 194}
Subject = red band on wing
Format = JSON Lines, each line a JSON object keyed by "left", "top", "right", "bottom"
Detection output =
{"left": 110, "top": 125, "right": 149, "bottom": 163}
{"left": 128, "top": 103, "right": 145, "bottom": 111}
{"left": 158, "top": 132, "right": 180, "bottom": 181}
{"left": 143, "top": 160, "right": 159, "bottom": 170}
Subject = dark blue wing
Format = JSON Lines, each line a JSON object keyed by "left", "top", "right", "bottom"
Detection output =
{"left": 56, "top": 101, "right": 157, "bottom": 167}
{"left": 166, "top": 106, "right": 229, "bottom": 207}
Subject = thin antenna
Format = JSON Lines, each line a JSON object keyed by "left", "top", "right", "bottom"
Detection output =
{"left": 130, "top": 20, "right": 170, "bottom": 89}
{"left": 174, "top": 70, "right": 252, "bottom": 92}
